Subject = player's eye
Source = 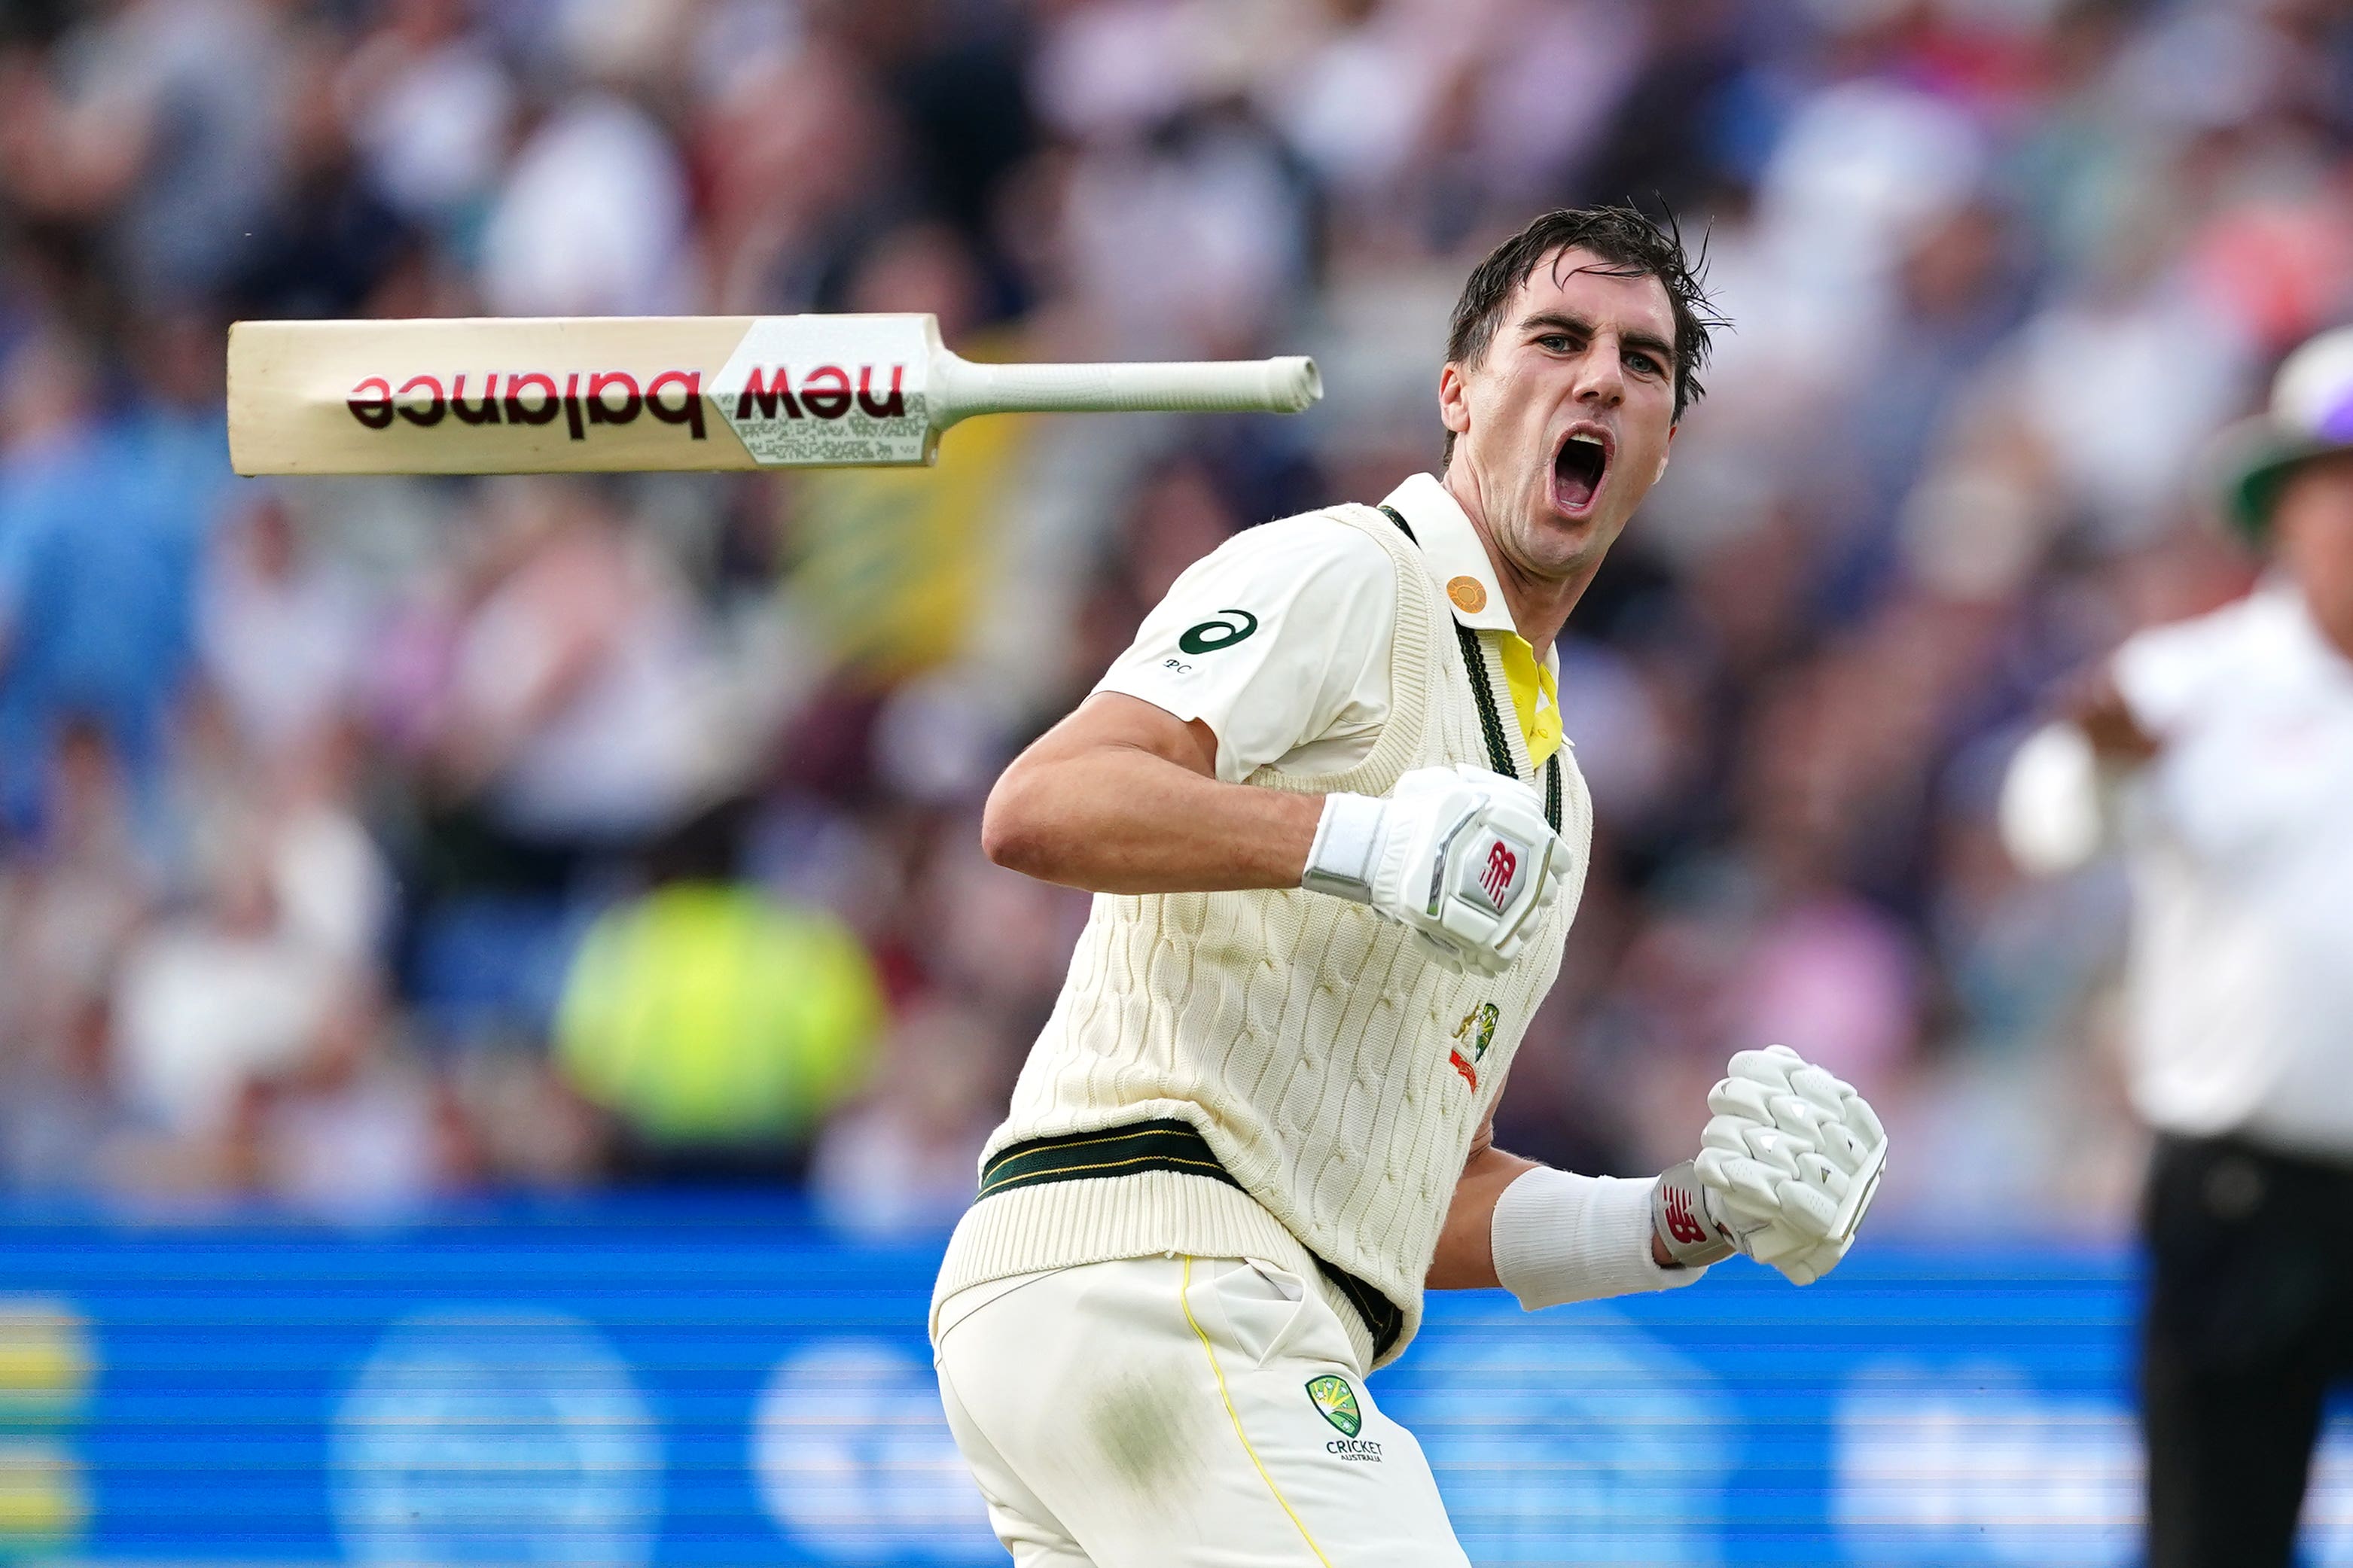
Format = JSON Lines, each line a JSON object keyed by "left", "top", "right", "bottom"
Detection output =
{"left": 1627, "top": 352, "right": 1663, "bottom": 377}
{"left": 1536, "top": 333, "right": 1574, "bottom": 353}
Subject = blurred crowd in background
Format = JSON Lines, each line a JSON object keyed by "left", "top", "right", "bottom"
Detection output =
{"left": 0, "top": 0, "right": 2343, "bottom": 1235}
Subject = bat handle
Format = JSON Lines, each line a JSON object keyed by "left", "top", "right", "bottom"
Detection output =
{"left": 936, "top": 354, "right": 1321, "bottom": 422}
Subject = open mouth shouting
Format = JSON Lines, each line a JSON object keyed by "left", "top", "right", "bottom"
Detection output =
{"left": 1551, "top": 425, "right": 1613, "bottom": 519}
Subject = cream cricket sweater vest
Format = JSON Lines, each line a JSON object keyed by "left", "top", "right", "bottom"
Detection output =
{"left": 932, "top": 504, "right": 1594, "bottom": 1370}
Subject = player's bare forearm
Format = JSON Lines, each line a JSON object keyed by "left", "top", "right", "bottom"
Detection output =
{"left": 1426, "top": 1140, "right": 1539, "bottom": 1290}
{"left": 981, "top": 693, "right": 1324, "bottom": 894}
{"left": 2062, "top": 662, "right": 2159, "bottom": 763}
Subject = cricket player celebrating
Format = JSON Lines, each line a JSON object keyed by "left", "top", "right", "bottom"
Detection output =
{"left": 933, "top": 207, "right": 1888, "bottom": 1566}
{"left": 2003, "top": 324, "right": 2353, "bottom": 1568}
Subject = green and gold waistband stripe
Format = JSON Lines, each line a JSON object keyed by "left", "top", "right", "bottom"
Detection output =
{"left": 978, "top": 1119, "right": 1242, "bottom": 1199}
{"left": 976, "top": 1118, "right": 1406, "bottom": 1359}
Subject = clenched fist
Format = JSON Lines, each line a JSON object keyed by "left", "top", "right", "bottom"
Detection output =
{"left": 1302, "top": 763, "right": 1568, "bottom": 976}
{"left": 1651, "top": 1045, "right": 1888, "bottom": 1285}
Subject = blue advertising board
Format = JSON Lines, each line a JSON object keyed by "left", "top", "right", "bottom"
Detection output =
{"left": 0, "top": 1202, "right": 2345, "bottom": 1566}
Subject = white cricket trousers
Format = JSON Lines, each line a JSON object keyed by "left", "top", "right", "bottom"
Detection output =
{"left": 932, "top": 1254, "right": 1471, "bottom": 1567}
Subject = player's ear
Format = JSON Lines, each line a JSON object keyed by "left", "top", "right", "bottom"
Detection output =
{"left": 1654, "top": 420, "right": 1676, "bottom": 485}
{"left": 1437, "top": 363, "right": 1471, "bottom": 438}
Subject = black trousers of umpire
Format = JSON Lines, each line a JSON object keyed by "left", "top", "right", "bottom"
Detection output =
{"left": 2143, "top": 1134, "right": 2353, "bottom": 1567}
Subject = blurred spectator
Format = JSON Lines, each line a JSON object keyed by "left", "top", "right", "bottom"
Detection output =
{"left": 0, "top": 332, "right": 210, "bottom": 845}
{"left": 0, "top": 0, "right": 286, "bottom": 303}
{"left": 340, "top": 0, "right": 517, "bottom": 233}
{"left": 422, "top": 482, "right": 737, "bottom": 858}
{"left": 811, "top": 999, "right": 1007, "bottom": 1234}
{"left": 480, "top": 90, "right": 690, "bottom": 317}
{"left": 199, "top": 488, "right": 376, "bottom": 777}
{"left": 1, "top": 0, "right": 2343, "bottom": 1233}
{"left": 0, "top": 723, "right": 158, "bottom": 1192}
{"left": 110, "top": 787, "right": 389, "bottom": 1143}
{"left": 554, "top": 805, "right": 885, "bottom": 1180}
{"left": 228, "top": 997, "right": 456, "bottom": 1216}
{"left": 228, "top": 30, "right": 419, "bottom": 321}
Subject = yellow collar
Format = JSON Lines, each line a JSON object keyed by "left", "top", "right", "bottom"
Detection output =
{"left": 1498, "top": 638, "right": 1562, "bottom": 771}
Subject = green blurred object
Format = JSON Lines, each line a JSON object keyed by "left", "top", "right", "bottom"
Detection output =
{"left": 556, "top": 884, "right": 884, "bottom": 1150}
{"left": 2218, "top": 324, "right": 2353, "bottom": 541}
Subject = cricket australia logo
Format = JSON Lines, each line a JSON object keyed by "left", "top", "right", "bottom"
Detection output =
{"left": 1306, "top": 1375, "right": 1361, "bottom": 1436}
{"left": 1449, "top": 1002, "right": 1500, "bottom": 1089}
{"left": 1307, "top": 1375, "right": 1381, "bottom": 1461}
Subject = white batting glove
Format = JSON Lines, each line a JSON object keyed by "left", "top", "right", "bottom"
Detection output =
{"left": 1301, "top": 763, "right": 1568, "bottom": 976}
{"left": 1650, "top": 1045, "right": 1888, "bottom": 1285}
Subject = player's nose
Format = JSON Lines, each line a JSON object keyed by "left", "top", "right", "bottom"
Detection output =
{"left": 1572, "top": 342, "right": 1626, "bottom": 408}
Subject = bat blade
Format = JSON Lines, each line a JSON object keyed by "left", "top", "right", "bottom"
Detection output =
{"left": 227, "top": 315, "right": 1318, "bottom": 476}
{"left": 230, "top": 317, "right": 773, "bottom": 476}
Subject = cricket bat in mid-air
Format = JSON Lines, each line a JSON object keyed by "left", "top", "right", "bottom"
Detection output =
{"left": 227, "top": 314, "right": 1321, "bottom": 476}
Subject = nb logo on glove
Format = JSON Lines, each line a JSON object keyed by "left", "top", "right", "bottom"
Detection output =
{"left": 1465, "top": 835, "right": 1525, "bottom": 913}
{"left": 1301, "top": 764, "right": 1572, "bottom": 977}
{"left": 1662, "top": 1185, "right": 1710, "bottom": 1246}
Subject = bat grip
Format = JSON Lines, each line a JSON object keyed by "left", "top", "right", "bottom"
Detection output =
{"left": 937, "top": 355, "right": 1321, "bottom": 421}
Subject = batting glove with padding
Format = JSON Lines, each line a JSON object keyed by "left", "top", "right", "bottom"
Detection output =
{"left": 1301, "top": 763, "right": 1567, "bottom": 976}
{"left": 1650, "top": 1045, "right": 1888, "bottom": 1285}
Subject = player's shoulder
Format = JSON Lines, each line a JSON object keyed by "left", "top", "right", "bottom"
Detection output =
{"left": 1162, "top": 506, "right": 1404, "bottom": 620}
{"left": 1191, "top": 504, "right": 1398, "bottom": 579}
{"left": 2114, "top": 586, "right": 2291, "bottom": 725}
{"left": 2118, "top": 586, "right": 2285, "bottom": 673}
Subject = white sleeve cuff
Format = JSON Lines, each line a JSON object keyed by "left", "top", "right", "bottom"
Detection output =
{"left": 1998, "top": 721, "right": 2119, "bottom": 876}
{"left": 1490, "top": 1167, "right": 1707, "bottom": 1311}
{"left": 1302, "top": 792, "right": 1382, "bottom": 901}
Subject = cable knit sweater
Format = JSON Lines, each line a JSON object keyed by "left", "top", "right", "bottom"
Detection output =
{"left": 932, "top": 504, "right": 1593, "bottom": 1369}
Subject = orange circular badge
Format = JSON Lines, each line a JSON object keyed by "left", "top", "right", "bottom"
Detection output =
{"left": 1447, "top": 577, "right": 1488, "bottom": 613}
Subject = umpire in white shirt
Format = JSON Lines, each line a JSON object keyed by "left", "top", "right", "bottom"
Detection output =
{"left": 2004, "top": 324, "right": 2353, "bottom": 1568}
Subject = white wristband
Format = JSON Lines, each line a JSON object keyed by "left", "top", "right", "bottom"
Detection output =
{"left": 1489, "top": 1166, "right": 1708, "bottom": 1311}
{"left": 1302, "top": 792, "right": 1384, "bottom": 903}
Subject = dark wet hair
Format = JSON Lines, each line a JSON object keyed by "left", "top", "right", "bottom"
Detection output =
{"left": 1443, "top": 205, "right": 1724, "bottom": 462}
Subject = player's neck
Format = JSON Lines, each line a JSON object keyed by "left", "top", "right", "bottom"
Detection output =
{"left": 1440, "top": 468, "right": 1593, "bottom": 659}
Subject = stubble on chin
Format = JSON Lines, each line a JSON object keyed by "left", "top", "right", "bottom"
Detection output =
{"left": 1500, "top": 509, "right": 1608, "bottom": 592}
